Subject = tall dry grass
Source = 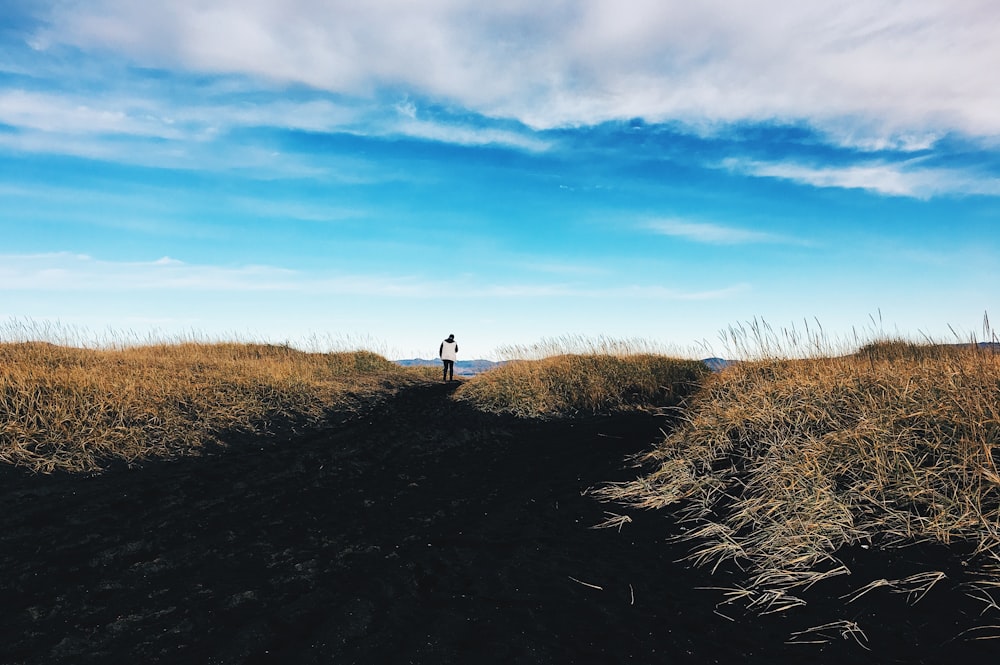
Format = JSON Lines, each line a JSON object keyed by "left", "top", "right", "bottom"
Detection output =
{"left": 493, "top": 334, "right": 686, "bottom": 361}
{"left": 599, "top": 326, "right": 1000, "bottom": 619}
{"left": 0, "top": 340, "right": 430, "bottom": 473}
{"left": 455, "top": 337, "right": 709, "bottom": 418}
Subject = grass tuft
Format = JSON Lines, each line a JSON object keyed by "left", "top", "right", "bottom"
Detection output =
{"left": 598, "top": 328, "right": 1000, "bottom": 616}
{"left": 455, "top": 337, "right": 709, "bottom": 418}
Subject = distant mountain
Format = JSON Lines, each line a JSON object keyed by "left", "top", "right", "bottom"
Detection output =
{"left": 702, "top": 344, "right": 997, "bottom": 371}
{"left": 397, "top": 357, "right": 738, "bottom": 376}
{"left": 394, "top": 358, "right": 502, "bottom": 376}
{"left": 702, "top": 357, "right": 735, "bottom": 372}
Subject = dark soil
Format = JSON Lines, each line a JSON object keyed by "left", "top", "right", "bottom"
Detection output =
{"left": 2, "top": 382, "right": 997, "bottom": 664}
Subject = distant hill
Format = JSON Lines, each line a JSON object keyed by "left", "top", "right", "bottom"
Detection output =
{"left": 397, "top": 357, "right": 739, "bottom": 376}
{"left": 397, "top": 346, "right": 991, "bottom": 378}
{"left": 701, "top": 357, "right": 734, "bottom": 372}
{"left": 394, "top": 359, "right": 502, "bottom": 376}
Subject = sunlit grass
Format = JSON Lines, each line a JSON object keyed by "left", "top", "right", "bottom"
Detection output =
{"left": 494, "top": 334, "right": 687, "bottom": 361}
{"left": 598, "top": 317, "right": 1000, "bottom": 619}
{"left": 455, "top": 336, "right": 709, "bottom": 418}
{"left": 0, "top": 321, "right": 432, "bottom": 473}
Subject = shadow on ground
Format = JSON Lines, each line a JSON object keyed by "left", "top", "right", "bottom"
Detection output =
{"left": 1, "top": 382, "right": 995, "bottom": 664}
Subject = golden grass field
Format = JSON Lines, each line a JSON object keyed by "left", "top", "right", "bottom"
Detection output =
{"left": 0, "top": 340, "right": 435, "bottom": 473}
{"left": 454, "top": 352, "right": 709, "bottom": 418}
{"left": 0, "top": 332, "right": 706, "bottom": 471}
{"left": 597, "top": 338, "right": 1000, "bottom": 619}
{"left": 4, "top": 325, "right": 998, "bottom": 616}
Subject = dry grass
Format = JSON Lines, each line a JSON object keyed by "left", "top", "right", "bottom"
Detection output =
{"left": 493, "top": 335, "right": 687, "bottom": 361}
{"left": 0, "top": 340, "right": 431, "bottom": 473}
{"left": 598, "top": 327, "right": 1000, "bottom": 618}
{"left": 455, "top": 337, "right": 709, "bottom": 418}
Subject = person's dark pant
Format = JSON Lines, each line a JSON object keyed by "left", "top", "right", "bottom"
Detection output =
{"left": 442, "top": 360, "right": 454, "bottom": 381}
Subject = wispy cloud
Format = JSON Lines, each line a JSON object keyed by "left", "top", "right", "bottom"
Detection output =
{"left": 0, "top": 82, "right": 548, "bottom": 168}
{"left": 491, "top": 253, "right": 613, "bottom": 278}
{"left": 479, "top": 282, "right": 749, "bottom": 300}
{"left": 0, "top": 128, "right": 350, "bottom": 183}
{"left": 0, "top": 252, "right": 747, "bottom": 302}
{"left": 383, "top": 118, "right": 549, "bottom": 152}
{"left": 725, "top": 157, "right": 1000, "bottom": 198}
{"left": 0, "top": 252, "right": 299, "bottom": 291}
{"left": 645, "top": 220, "right": 807, "bottom": 245}
{"left": 228, "top": 197, "right": 368, "bottom": 224}
{"left": 0, "top": 87, "right": 362, "bottom": 140}
{"left": 0, "top": 253, "right": 449, "bottom": 296}
{"left": 0, "top": 89, "right": 184, "bottom": 138}
{"left": 316, "top": 277, "right": 750, "bottom": 302}
{"left": 598, "top": 283, "right": 751, "bottom": 301}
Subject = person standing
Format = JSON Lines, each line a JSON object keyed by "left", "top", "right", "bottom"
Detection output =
{"left": 439, "top": 334, "right": 458, "bottom": 382}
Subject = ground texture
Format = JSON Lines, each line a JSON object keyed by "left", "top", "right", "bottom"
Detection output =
{"left": 2, "top": 382, "right": 996, "bottom": 664}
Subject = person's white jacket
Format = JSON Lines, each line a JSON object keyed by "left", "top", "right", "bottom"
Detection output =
{"left": 440, "top": 339, "right": 458, "bottom": 361}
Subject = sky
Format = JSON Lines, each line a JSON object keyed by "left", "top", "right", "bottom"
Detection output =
{"left": 1, "top": 0, "right": 998, "bottom": 360}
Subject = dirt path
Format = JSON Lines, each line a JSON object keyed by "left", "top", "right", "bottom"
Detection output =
{"left": 1, "top": 382, "right": 994, "bottom": 664}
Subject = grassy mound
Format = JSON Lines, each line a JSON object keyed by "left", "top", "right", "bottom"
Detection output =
{"left": 0, "top": 342, "right": 431, "bottom": 473}
{"left": 455, "top": 353, "right": 709, "bottom": 418}
{"left": 599, "top": 341, "right": 1000, "bottom": 612}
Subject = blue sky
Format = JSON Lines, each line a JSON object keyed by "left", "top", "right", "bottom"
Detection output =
{"left": 1, "top": 0, "right": 997, "bottom": 359}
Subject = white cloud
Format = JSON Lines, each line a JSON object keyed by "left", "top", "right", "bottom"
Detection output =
{"left": 0, "top": 252, "right": 747, "bottom": 301}
{"left": 515, "top": 260, "right": 611, "bottom": 277}
{"left": 394, "top": 98, "right": 418, "bottom": 119}
{"left": 0, "top": 88, "right": 358, "bottom": 138}
{"left": 0, "top": 84, "right": 546, "bottom": 162}
{"left": 0, "top": 127, "right": 340, "bottom": 180}
{"left": 602, "top": 283, "right": 751, "bottom": 301}
{"left": 646, "top": 220, "right": 806, "bottom": 245}
{"left": 725, "top": 157, "right": 1000, "bottom": 198}
{"left": 384, "top": 119, "right": 550, "bottom": 151}
{"left": 229, "top": 198, "right": 367, "bottom": 223}
{"left": 0, "top": 89, "right": 183, "bottom": 138}
{"left": 33, "top": 0, "right": 1000, "bottom": 144}
{"left": 0, "top": 252, "right": 299, "bottom": 291}
{"left": 477, "top": 282, "right": 749, "bottom": 300}
{"left": 0, "top": 252, "right": 442, "bottom": 298}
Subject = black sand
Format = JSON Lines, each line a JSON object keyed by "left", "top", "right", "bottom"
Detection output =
{"left": 2, "top": 382, "right": 996, "bottom": 664}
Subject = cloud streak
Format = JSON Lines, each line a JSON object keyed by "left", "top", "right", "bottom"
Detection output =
{"left": 0, "top": 253, "right": 299, "bottom": 291}
{"left": 0, "top": 252, "right": 747, "bottom": 302}
{"left": 480, "top": 282, "right": 748, "bottom": 300}
{"left": 0, "top": 82, "right": 547, "bottom": 168}
{"left": 645, "top": 220, "right": 808, "bottom": 245}
{"left": 725, "top": 157, "right": 1000, "bottom": 198}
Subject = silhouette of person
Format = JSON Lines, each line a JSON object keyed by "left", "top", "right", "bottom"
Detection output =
{"left": 439, "top": 334, "right": 458, "bottom": 382}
